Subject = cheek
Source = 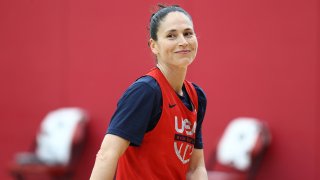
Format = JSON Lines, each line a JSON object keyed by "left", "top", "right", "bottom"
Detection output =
{"left": 192, "top": 38, "right": 198, "bottom": 50}
{"left": 158, "top": 41, "right": 172, "bottom": 54}
{"left": 163, "top": 44, "right": 175, "bottom": 54}
{"left": 191, "top": 40, "right": 198, "bottom": 57}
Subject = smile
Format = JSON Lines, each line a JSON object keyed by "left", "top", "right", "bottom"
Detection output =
{"left": 174, "top": 50, "right": 191, "bottom": 54}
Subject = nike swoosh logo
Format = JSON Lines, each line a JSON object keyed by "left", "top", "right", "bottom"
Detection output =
{"left": 169, "top": 104, "right": 176, "bottom": 108}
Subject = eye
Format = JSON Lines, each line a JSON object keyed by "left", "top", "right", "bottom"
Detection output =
{"left": 184, "top": 31, "right": 194, "bottom": 38}
{"left": 166, "top": 33, "right": 176, "bottom": 39}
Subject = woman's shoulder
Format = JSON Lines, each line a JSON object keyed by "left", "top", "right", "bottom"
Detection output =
{"left": 122, "top": 76, "right": 161, "bottom": 100}
{"left": 134, "top": 75, "right": 160, "bottom": 91}
{"left": 130, "top": 76, "right": 161, "bottom": 93}
{"left": 191, "top": 82, "right": 207, "bottom": 101}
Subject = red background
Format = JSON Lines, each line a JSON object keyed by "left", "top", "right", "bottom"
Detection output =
{"left": 0, "top": 0, "right": 319, "bottom": 179}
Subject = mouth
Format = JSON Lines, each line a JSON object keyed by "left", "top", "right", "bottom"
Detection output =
{"left": 174, "top": 50, "right": 191, "bottom": 54}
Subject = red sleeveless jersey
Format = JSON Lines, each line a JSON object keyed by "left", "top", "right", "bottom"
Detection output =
{"left": 116, "top": 68, "right": 198, "bottom": 180}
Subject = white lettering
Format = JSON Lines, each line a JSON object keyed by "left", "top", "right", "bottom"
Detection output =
{"left": 184, "top": 119, "right": 192, "bottom": 135}
{"left": 175, "top": 116, "right": 184, "bottom": 133}
{"left": 192, "top": 121, "right": 197, "bottom": 134}
{"left": 174, "top": 116, "right": 196, "bottom": 135}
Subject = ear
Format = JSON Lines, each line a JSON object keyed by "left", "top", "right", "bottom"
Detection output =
{"left": 149, "top": 39, "right": 159, "bottom": 55}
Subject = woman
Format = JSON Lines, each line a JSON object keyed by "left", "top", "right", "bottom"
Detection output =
{"left": 90, "top": 5, "right": 207, "bottom": 180}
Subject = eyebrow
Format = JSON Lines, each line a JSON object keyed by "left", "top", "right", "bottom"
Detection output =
{"left": 165, "top": 28, "right": 193, "bottom": 33}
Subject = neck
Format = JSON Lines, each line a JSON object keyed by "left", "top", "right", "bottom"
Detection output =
{"left": 156, "top": 63, "right": 187, "bottom": 96}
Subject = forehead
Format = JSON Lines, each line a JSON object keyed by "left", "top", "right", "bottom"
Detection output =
{"left": 158, "top": 12, "right": 194, "bottom": 33}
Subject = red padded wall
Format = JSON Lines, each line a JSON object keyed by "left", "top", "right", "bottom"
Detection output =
{"left": 0, "top": 0, "right": 319, "bottom": 179}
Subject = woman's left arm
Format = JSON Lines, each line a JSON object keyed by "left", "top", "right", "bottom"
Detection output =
{"left": 186, "top": 148, "right": 208, "bottom": 180}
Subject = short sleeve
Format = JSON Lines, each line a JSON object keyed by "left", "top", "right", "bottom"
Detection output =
{"left": 192, "top": 83, "right": 207, "bottom": 149}
{"left": 107, "top": 80, "right": 159, "bottom": 146}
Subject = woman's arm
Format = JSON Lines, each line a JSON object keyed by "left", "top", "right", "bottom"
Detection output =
{"left": 186, "top": 149, "right": 208, "bottom": 180}
{"left": 90, "top": 134, "right": 130, "bottom": 180}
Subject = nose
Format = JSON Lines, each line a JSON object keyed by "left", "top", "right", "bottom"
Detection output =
{"left": 178, "top": 35, "right": 188, "bottom": 47}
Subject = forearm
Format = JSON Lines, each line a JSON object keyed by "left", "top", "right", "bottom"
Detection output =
{"left": 90, "top": 149, "right": 119, "bottom": 180}
{"left": 187, "top": 149, "right": 208, "bottom": 180}
{"left": 186, "top": 166, "right": 208, "bottom": 180}
{"left": 90, "top": 134, "right": 129, "bottom": 180}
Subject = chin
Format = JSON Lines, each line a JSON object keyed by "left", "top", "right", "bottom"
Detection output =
{"left": 176, "top": 58, "right": 194, "bottom": 67}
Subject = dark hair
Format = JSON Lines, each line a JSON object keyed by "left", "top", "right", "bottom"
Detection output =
{"left": 149, "top": 4, "right": 193, "bottom": 41}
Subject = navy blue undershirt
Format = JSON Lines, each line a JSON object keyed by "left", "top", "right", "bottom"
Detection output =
{"left": 107, "top": 76, "right": 207, "bottom": 149}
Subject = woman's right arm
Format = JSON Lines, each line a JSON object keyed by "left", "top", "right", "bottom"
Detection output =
{"left": 90, "top": 77, "right": 159, "bottom": 179}
{"left": 90, "top": 134, "right": 130, "bottom": 180}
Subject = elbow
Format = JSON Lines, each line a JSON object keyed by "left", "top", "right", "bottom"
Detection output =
{"left": 96, "top": 149, "right": 108, "bottom": 161}
{"left": 186, "top": 167, "right": 208, "bottom": 180}
{"left": 95, "top": 147, "right": 121, "bottom": 162}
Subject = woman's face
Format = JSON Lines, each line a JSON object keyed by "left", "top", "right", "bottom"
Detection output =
{"left": 150, "top": 12, "right": 198, "bottom": 68}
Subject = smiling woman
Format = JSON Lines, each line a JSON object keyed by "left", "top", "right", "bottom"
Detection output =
{"left": 149, "top": 11, "right": 198, "bottom": 73}
{"left": 90, "top": 4, "right": 208, "bottom": 180}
